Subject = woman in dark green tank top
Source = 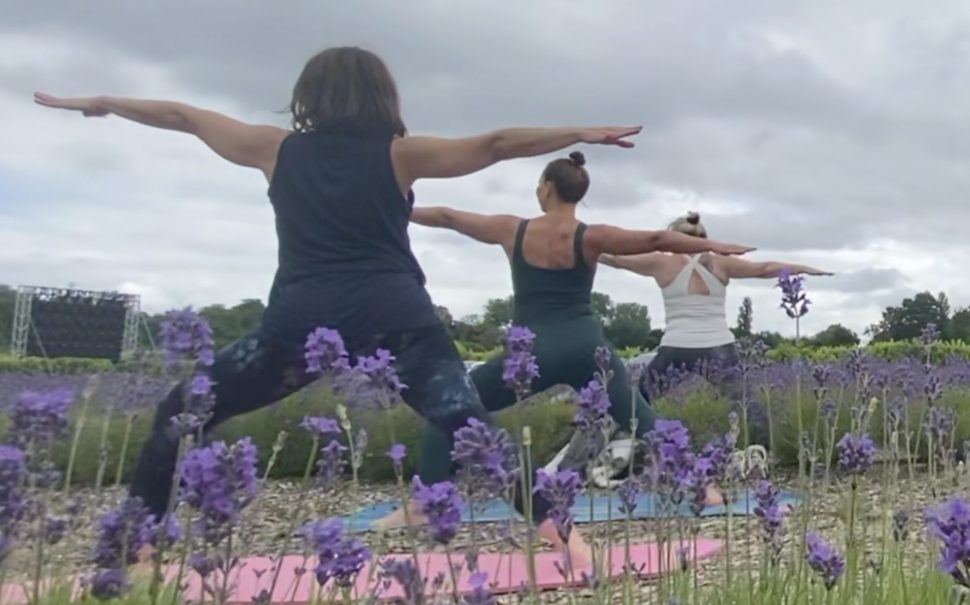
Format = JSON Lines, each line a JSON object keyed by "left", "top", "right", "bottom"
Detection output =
{"left": 411, "top": 150, "right": 753, "bottom": 563}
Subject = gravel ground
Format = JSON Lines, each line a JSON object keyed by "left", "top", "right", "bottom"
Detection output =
{"left": 3, "top": 464, "right": 964, "bottom": 603}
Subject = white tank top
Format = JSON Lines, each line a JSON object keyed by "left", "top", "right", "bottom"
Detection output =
{"left": 659, "top": 255, "right": 735, "bottom": 348}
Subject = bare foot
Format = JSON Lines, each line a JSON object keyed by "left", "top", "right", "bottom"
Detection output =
{"left": 372, "top": 502, "right": 428, "bottom": 530}
{"left": 705, "top": 484, "right": 725, "bottom": 507}
{"left": 536, "top": 519, "right": 593, "bottom": 571}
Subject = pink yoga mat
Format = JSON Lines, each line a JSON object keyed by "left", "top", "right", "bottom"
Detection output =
{"left": 0, "top": 540, "right": 721, "bottom": 604}
{"left": 180, "top": 540, "right": 722, "bottom": 603}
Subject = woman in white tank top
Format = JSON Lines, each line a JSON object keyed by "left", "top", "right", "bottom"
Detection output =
{"left": 601, "top": 212, "right": 831, "bottom": 400}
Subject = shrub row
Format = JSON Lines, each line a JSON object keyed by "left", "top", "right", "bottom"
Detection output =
{"left": 2, "top": 378, "right": 967, "bottom": 486}
{"left": 4, "top": 339, "right": 969, "bottom": 375}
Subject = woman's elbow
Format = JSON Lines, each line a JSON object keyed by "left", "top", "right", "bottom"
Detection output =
{"left": 487, "top": 130, "right": 513, "bottom": 162}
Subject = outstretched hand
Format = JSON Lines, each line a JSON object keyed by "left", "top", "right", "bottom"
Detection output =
{"left": 809, "top": 270, "right": 835, "bottom": 276}
{"left": 34, "top": 92, "right": 109, "bottom": 117}
{"left": 711, "top": 242, "right": 756, "bottom": 256}
{"left": 579, "top": 126, "right": 642, "bottom": 148}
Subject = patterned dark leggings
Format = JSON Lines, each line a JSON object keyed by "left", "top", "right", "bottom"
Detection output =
{"left": 129, "top": 322, "right": 556, "bottom": 523}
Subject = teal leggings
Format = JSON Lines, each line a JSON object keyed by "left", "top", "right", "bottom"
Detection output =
{"left": 417, "top": 316, "right": 655, "bottom": 499}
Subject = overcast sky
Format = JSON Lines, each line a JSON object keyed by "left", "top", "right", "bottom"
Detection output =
{"left": 2, "top": 1, "right": 968, "bottom": 339}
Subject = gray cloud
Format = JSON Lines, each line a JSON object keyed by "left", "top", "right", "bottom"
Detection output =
{"left": 1, "top": 0, "right": 969, "bottom": 335}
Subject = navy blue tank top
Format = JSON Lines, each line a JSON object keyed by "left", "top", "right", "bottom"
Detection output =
{"left": 511, "top": 219, "right": 595, "bottom": 325}
{"left": 263, "top": 131, "right": 438, "bottom": 341}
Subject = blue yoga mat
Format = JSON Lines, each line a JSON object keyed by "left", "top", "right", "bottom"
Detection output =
{"left": 344, "top": 489, "right": 800, "bottom": 533}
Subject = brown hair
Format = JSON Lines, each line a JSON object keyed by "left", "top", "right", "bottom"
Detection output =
{"left": 289, "top": 47, "right": 407, "bottom": 137}
{"left": 541, "top": 150, "right": 590, "bottom": 203}
{"left": 668, "top": 211, "right": 707, "bottom": 238}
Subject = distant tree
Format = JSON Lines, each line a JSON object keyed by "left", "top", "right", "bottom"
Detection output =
{"left": 867, "top": 291, "right": 950, "bottom": 342}
{"left": 810, "top": 324, "right": 860, "bottom": 347}
{"left": 200, "top": 299, "right": 266, "bottom": 349}
{"left": 591, "top": 291, "right": 615, "bottom": 323}
{"left": 753, "top": 331, "right": 786, "bottom": 348}
{"left": 0, "top": 284, "right": 15, "bottom": 352}
{"left": 951, "top": 307, "right": 970, "bottom": 342}
{"left": 604, "top": 302, "right": 652, "bottom": 349}
{"left": 433, "top": 305, "right": 455, "bottom": 338}
{"left": 481, "top": 296, "right": 514, "bottom": 329}
{"left": 733, "top": 296, "right": 753, "bottom": 338}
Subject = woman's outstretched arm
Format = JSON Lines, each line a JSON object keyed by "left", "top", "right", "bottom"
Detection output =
{"left": 410, "top": 206, "right": 519, "bottom": 246}
{"left": 34, "top": 93, "right": 287, "bottom": 180}
{"left": 392, "top": 125, "right": 642, "bottom": 190}
{"left": 598, "top": 252, "right": 664, "bottom": 276}
{"left": 719, "top": 257, "right": 833, "bottom": 279}
{"left": 585, "top": 225, "right": 755, "bottom": 258}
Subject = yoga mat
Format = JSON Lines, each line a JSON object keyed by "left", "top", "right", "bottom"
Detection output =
{"left": 181, "top": 539, "right": 723, "bottom": 603}
{"left": 345, "top": 489, "right": 800, "bottom": 532}
{"left": 0, "top": 540, "right": 722, "bottom": 604}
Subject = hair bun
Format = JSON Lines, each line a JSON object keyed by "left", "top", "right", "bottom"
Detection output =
{"left": 686, "top": 211, "right": 701, "bottom": 225}
{"left": 568, "top": 150, "right": 586, "bottom": 167}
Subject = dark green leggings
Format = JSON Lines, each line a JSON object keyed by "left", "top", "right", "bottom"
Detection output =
{"left": 417, "top": 317, "right": 655, "bottom": 488}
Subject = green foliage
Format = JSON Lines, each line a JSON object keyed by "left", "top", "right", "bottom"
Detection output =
{"left": 809, "top": 323, "right": 860, "bottom": 347}
{"left": 868, "top": 291, "right": 952, "bottom": 342}
{"left": 734, "top": 296, "right": 753, "bottom": 338}
{"left": 604, "top": 302, "right": 656, "bottom": 349}
{"left": 0, "top": 355, "right": 116, "bottom": 374}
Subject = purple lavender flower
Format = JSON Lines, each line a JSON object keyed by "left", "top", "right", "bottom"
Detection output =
{"left": 341, "top": 349, "right": 407, "bottom": 408}
{"left": 754, "top": 481, "right": 785, "bottom": 566}
{"left": 451, "top": 418, "right": 518, "bottom": 498}
{"left": 617, "top": 477, "right": 640, "bottom": 516}
{"left": 380, "top": 558, "right": 425, "bottom": 603}
{"left": 805, "top": 532, "right": 845, "bottom": 591}
{"left": 189, "top": 553, "right": 219, "bottom": 578}
{"left": 575, "top": 379, "right": 612, "bottom": 433}
{"left": 93, "top": 497, "right": 155, "bottom": 569}
{"left": 89, "top": 568, "right": 131, "bottom": 601}
{"left": 645, "top": 420, "right": 695, "bottom": 502}
{"left": 502, "top": 326, "right": 539, "bottom": 399}
{"left": 776, "top": 269, "right": 810, "bottom": 319}
{"left": 302, "top": 518, "right": 372, "bottom": 587}
{"left": 6, "top": 389, "right": 73, "bottom": 449}
{"left": 926, "top": 406, "right": 956, "bottom": 443}
{"left": 504, "top": 326, "right": 536, "bottom": 354}
{"left": 170, "top": 372, "right": 216, "bottom": 435}
{"left": 683, "top": 461, "right": 710, "bottom": 517}
{"left": 921, "top": 323, "right": 941, "bottom": 347}
{"left": 697, "top": 433, "right": 735, "bottom": 485}
{"left": 178, "top": 438, "right": 259, "bottom": 543}
{"left": 317, "top": 440, "right": 348, "bottom": 485}
{"left": 387, "top": 443, "right": 407, "bottom": 466}
{"left": 301, "top": 416, "right": 341, "bottom": 439}
{"left": 358, "top": 350, "right": 405, "bottom": 395}
{"left": 836, "top": 433, "right": 876, "bottom": 476}
{"left": 924, "top": 370, "right": 943, "bottom": 403}
{"left": 465, "top": 571, "right": 498, "bottom": 605}
{"left": 0, "top": 445, "right": 26, "bottom": 531}
{"left": 304, "top": 327, "right": 350, "bottom": 374}
{"left": 412, "top": 478, "right": 464, "bottom": 545}
{"left": 534, "top": 469, "right": 582, "bottom": 542}
{"left": 812, "top": 365, "right": 831, "bottom": 388}
{"left": 159, "top": 307, "right": 215, "bottom": 368}
{"left": 926, "top": 498, "right": 970, "bottom": 586}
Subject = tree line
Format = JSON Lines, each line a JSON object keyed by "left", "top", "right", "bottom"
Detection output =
{"left": 1, "top": 283, "right": 968, "bottom": 354}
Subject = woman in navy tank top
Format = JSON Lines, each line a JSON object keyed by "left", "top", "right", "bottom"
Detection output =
{"left": 35, "top": 47, "right": 643, "bottom": 563}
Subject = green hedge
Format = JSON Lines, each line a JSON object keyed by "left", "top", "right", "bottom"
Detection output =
{"left": 0, "top": 388, "right": 577, "bottom": 486}
{"left": 2, "top": 379, "right": 968, "bottom": 487}
{"left": 4, "top": 339, "right": 969, "bottom": 374}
